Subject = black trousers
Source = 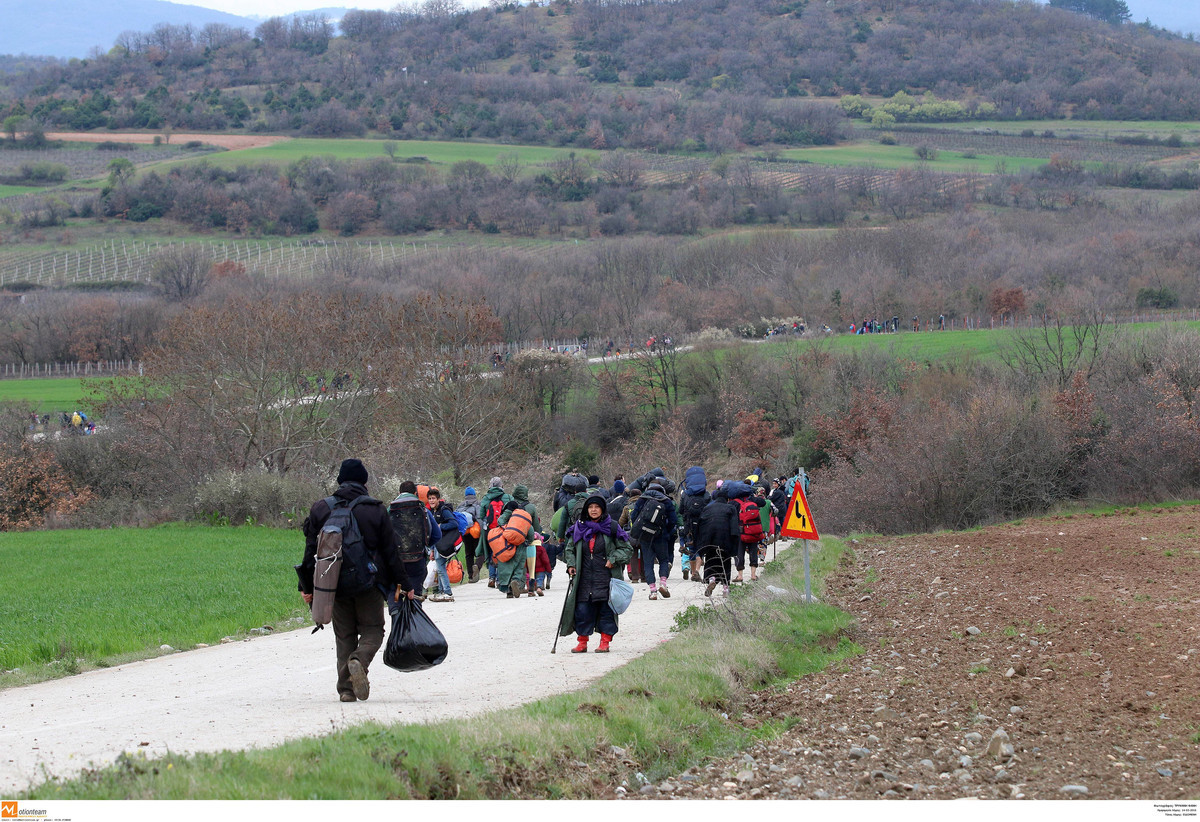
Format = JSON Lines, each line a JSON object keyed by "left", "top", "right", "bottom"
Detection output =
{"left": 332, "top": 587, "right": 385, "bottom": 697}
{"left": 701, "top": 544, "right": 733, "bottom": 585}
{"left": 574, "top": 598, "right": 617, "bottom": 636}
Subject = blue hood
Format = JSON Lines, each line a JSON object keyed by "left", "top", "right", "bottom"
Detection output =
{"left": 683, "top": 465, "right": 707, "bottom": 495}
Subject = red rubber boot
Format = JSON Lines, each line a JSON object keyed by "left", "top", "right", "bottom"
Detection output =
{"left": 596, "top": 633, "right": 613, "bottom": 653}
{"left": 571, "top": 636, "right": 589, "bottom": 653}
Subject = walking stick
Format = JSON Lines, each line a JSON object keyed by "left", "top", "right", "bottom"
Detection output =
{"left": 551, "top": 573, "right": 576, "bottom": 654}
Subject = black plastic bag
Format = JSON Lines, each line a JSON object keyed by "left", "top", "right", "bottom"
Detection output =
{"left": 383, "top": 598, "right": 448, "bottom": 672}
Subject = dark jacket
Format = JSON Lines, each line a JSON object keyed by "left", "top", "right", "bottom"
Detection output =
{"left": 695, "top": 491, "right": 740, "bottom": 557}
{"left": 769, "top": 486, "right": 788, "bottom": 519}
{"left": 299, "top": 481, "right": 408, "bottom": 594}
{"left": 431, "top": 500, "right": 460, "bottom": 557}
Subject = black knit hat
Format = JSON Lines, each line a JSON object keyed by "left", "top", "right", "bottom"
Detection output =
{"left": 337, "top": 458, "right": 369, "bottom": 485}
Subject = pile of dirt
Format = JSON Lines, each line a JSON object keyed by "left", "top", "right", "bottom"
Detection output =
{"left": 628, "top": 505, "right": 1200, "bottom": 800}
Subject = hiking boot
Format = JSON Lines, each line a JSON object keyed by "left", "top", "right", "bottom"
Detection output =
{"left": 487, "top": 580, "right": 496, "bottom": 588}
{"left": 571, "top": 636, "right": 588, "bottom": 653}
{"left": 648, "top": 589, "right": 658, "bottom": 600}
{"left": 510, "top": 580, "right": 524, "bottom": 598}
{"left": 347, "top": 659, "right": 370, "bottom": 701}
{"left": 596, "top": 633, "right": 612, "bottom": 653}
{"left": 536, "top": 586, "right": 544, "bottom": 596}
{"left": 527, "top": 581, "right": 537, "bottom": 597}
{"left": 468, "top": 570, "right": 479, "bottom": 584}
{"left": 682, "top": 567, "right": 689, "bottom": 580}
{"left": 704, "top": 578, "right": 718, "bottom": 597}
{"left": 658, "top": 582, "right": 671, "bottom": 598}
{"left": 339, "top": 692, "right": 357, "bottom": 703}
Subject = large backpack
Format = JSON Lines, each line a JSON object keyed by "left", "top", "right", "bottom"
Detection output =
{"left": 389, "top": 496, "right": 430, "bottom": 564}
{"left": 314, "top": 494, "right": 378, "bottom": 626}
{"left": 487, "top": 526, "right": 518, "bottom": 563}
{"left": 632, "top": 496, "right": 669, "bottom": 542}
{"left": 606, "top": 493, "right": 627, "bottom": 521}
{"left": 679, "top": 491, "right": 710, "bottom": 534}
{"left": 735, "top": 498, "right": 765, "bottom": 543}
{"left": 502, "top": 507, "right": 534, "bottom": 545}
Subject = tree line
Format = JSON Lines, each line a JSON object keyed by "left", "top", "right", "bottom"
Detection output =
{"left": 2, "top": 0, "right": 1200, "bottom": 149}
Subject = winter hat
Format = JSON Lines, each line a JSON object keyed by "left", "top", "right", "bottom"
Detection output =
{"left": 715, "top": 479, "right": 724, "bottom": 488}
{"left": 337, "top": 458, "right": 368, "bottom": 485}
{"left": 647, "top": 482, "right": 664, "bottom": 494}
{"left": 513, "top": 484, "right": 530, "bottom": 502}
{"left": 582, "top": 494, "right": 608, "bottom": 520}
{"left": 588, "top": 474, "right": 601, "bottom": 486}
{"left": 464, "top": 486, "right": 477, "bottom": 498}
{"left": 612, "top": 479, "right": 626, "bottom": 495}
{"left": 490, "top": 476, "right": 502, "bottom": 488}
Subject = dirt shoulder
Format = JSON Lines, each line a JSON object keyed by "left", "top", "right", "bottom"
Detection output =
{"left": 641, "top": 505, "right": 1200, "bottom": 800}
{"left": 44, "top": 132, "right": 288, "bottom": 151}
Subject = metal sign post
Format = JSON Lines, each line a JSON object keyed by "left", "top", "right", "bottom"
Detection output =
{"left": 780, "top": 483, "right": 820, "bottom": 604}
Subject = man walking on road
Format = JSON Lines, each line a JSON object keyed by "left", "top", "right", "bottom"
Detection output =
{"left": 298, "top": 459, "right": 415, "bottom": 703}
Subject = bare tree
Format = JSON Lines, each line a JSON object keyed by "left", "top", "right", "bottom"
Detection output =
{"left": 1001, "top": 305, "right": 1121, "bottom": 389}
{"left": 150, "top": 246, "right": 211, "bottom": 302}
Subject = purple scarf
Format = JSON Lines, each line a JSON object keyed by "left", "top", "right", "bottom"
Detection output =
{"left": 569, "top": 516, "right": 628, "bottom": 544}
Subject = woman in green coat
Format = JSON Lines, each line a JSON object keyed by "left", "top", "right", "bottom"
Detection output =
{"left": 496, "top": 485, "right": 541, "bottom": 598}
{"left": 559, "top": 495, "right": 633, "bottom": 653}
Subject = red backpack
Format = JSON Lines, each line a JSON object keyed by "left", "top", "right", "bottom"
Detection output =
{"left": 485, "top": 498, "right": 505, "bottom": 529}
{"left": 735, "top": 498, "right": 765, "bottom": 543}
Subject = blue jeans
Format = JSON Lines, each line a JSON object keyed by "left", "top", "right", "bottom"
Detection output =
{"left": 536, "top": 570, "right": 551, "bottom": 589}
{"left": 434, "top": 552, "right": 453, "bottom": 595}
{"left": 640, "top": 539, "right": 672, "bottom": 583}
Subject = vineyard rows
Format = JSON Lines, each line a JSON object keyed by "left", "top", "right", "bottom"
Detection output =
{"left": 860, "top": 127, "right": 1193, "bottom": 164}
{"left": 637, "top": 153, "right": 970, "bottom": 194}
{"left": 0, "top": 146, "right": 185, "bottom": 181}
{"left": 0, "top": 236, "right": 575, "bottom": 288}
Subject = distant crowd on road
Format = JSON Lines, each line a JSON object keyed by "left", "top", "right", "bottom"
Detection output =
{"left": 296, "top": 457, "right": 812, "bottom": 701}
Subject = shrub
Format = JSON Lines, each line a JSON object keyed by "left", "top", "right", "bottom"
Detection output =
{"left": 193, "top": 470, "right": 320, "bottom": 528}
{"left": 0, "top": 442, "right": 95, "bottom": 531}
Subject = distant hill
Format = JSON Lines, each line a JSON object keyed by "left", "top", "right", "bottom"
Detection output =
{"left": 1, "top": 0, "right": 257, "bottom": 59}
{"left": 1, "top": 3, "right": 365, "bottom": 60}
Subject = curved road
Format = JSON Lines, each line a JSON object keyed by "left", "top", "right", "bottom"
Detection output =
{"left": 0, "top": 550, "right": 793, "bottom": 794}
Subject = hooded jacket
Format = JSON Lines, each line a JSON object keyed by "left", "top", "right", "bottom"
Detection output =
{"left": 479, "top": 485, "right": 511, "bottom": 530}
{"left": 499, "top": 484, "right": 542, "bottom": 547}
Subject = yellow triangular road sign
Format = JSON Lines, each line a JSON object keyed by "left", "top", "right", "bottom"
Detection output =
{"left": 781, "top": 483, "right": 819, "bottom": 540}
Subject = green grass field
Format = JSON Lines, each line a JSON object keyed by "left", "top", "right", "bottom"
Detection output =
{"left": 781, "top": 141, "right": 1051, "bottom": 173}
{"left": 0, "top": 377, "right": 101, "bottom": 413}
{"left": 758, "top": 320, "right": 1200, "bottom": 363}
{"left": 0, "top": 183, "right": 43, "bottom": 198}
{"left": 908, "top": 118, "right": 1200, "bottom": 139}
{"left": 173, "top": 137, "right": 604, "bottom": 172}
{"left": 0, "top": 524, "right": 306, "bottom": 680}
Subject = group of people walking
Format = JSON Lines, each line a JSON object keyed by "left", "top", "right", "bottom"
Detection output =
{"left": 296, "top": 458, "right": 810, "bottom": 701}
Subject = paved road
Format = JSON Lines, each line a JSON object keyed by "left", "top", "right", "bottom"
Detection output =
{"left": 0, "top": 554, "right": 783, "bottom": 794}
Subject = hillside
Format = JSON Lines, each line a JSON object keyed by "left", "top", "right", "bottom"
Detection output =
{"left": 3, "top": 0, "right": 1200, "bottom": 145}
